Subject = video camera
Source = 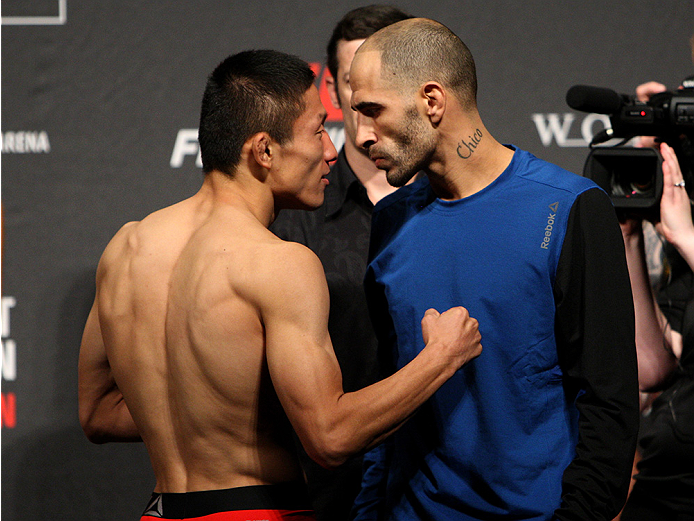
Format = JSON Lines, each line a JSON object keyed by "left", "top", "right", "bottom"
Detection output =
{"left": 566, "top": 78, "right": 694, "bottom": 220}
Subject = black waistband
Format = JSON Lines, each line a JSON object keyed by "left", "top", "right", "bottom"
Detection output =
{"left": 142, "top": 482, "right": 311, "bottom": 518}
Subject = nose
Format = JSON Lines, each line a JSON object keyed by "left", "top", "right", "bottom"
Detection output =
{"left": 322, "top": 131, "right": 338, "bottom": 164}
{"left": 355, "top": 113, "right": 376, "bottom": 151}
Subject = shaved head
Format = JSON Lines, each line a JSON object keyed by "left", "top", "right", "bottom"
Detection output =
{"left": 357, "top": 18, "right": 477, "bottom": 109}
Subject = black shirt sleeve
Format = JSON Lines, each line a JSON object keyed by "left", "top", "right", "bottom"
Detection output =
{"left": 553, "top": 187, "right": 640, "bottom": 520}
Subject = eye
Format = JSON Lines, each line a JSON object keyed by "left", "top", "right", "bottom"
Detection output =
{"left": 357, "top": 103, "right": 382, "bottom": 119}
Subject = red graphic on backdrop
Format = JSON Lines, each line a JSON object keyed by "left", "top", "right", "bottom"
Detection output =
{"left": 0, "top": 204, "right": 17, "bottom": 429}
{"left": 1, "top": 392, "right": 16, "bottom": 429}
{"left": 310, "top": 63, "right": 342, "bottom": 122}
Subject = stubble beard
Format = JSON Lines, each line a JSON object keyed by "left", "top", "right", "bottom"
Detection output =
{"left": 383, "top": 107, "right": 434, "bottom": 187}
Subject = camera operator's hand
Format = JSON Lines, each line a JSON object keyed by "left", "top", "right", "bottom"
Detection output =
{"left": 656, "top": 142, "right": 694, "bottom": 268}
{"left": 619, "top": 216, "right": 643, "bottom": 246}
{"left": 635, "top": 81, "right": 667, "bottom": 102}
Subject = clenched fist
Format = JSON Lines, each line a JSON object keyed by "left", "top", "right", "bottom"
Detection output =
{"left": 421, "top": 306, "right": 482, "bottom": 372}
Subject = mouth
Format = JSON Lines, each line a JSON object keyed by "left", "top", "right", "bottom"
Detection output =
{"left": 372, "top": 157, "right": 388, "bottom": 170}
{"left": 369, "top": 149, "right": 389, "bottom": 169}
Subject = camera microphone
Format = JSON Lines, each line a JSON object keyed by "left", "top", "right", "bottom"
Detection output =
{"left": 566, "top": 85, "right": 624, "bottom": 114}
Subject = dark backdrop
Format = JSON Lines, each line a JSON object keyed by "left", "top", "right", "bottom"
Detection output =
{"left": 2, "top": 1, "right": 693, "bottom": 519}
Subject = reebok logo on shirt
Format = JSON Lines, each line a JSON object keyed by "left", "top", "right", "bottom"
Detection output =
{"left": 540, "top": 202, "right": 559, "bottom": 249}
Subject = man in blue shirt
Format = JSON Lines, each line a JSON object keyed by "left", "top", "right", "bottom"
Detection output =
{"left": 349, "top": 18, "right": 639, "bottom": 520}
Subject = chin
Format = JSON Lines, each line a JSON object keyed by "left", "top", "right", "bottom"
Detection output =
{"left": 386, "top": 169, "right": 415, "bottom": 188}
{"left": 292, "top": 196, "right": 325, "bottom": 211}
{"left": 303, "top": 201, "right": 324, "bottom": 211}
{"left": 276, "top": 191, "right": 325, "bottom": 211}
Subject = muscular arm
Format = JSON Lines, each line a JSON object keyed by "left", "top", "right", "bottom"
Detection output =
{"left": 554, "top": 188, "right": 640, "bottom": 520}
{"left": 78, "top": 298, "right": 141, "bottom": 443}
{"left": 261, "top": 242, "right": 481, "bottom": 469}
{"left": 78, "top": 226, "right": 141, "bottom": 444}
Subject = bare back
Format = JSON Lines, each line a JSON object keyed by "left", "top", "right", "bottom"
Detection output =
{"left": 96, "top": 191, "right": 303, "bottom": 493}
{"left": 82, "top": 176, "right": 482, "bottom": 496}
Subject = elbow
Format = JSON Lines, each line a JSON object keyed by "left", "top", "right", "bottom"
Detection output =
{"left": 79, "top": 405, "right": 110, "bottom": 444}
{"left": 638, "top": 375, "right": 660, "bottom": 394}
{"left": 81, "top": 420, "right": 109, "bottom": 444}
{"left": 639, "top": 378, "right": 668, "bottom": 394}
{"left": 80, "top": 417, "right": 107, "bottom": 444}
{"left": 302, "top": 426, "right": 355, "bottom": 469}
{"left": 637, "top": 363, "right": 676, "bottom": 393}
{"left": 308, "top": 446, "right": 350, "bottom": 470}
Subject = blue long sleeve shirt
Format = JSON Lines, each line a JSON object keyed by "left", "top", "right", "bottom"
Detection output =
{"left": 353, "top": 146, "right": 639, "bottom": 521}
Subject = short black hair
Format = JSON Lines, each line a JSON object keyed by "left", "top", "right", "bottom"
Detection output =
{"left": 326, "top": 4, "right": 413, "bottom": 80}
{"left": 198, "top": 49, "right": 315, "bottom": 177}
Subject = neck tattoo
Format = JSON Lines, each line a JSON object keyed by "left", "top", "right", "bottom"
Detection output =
{"left": 456, "top": 128, "right": 483, "bottom": 159}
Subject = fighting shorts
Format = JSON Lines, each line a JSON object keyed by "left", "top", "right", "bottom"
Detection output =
{"left": 140, "top": 482, "right": 316, "bottom": 520}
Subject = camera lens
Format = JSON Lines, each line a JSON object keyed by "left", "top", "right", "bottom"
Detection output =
{"left": 630, "top": 171, "right": 655, "bottom": 195}
{"left": 610, "top": 167, "right": 655, "bottom": 198}
{"left": 584, "top": 147, "right": 662, "bottom": 219}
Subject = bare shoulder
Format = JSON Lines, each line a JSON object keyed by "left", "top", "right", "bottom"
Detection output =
{"left": 264, "top": 238, "right": 325, "bottom": 284}
{"left": 97, "top": 221, "right": 140, "bottom": 273}
{"left": 249, "top": 234, "right": 329, "bottom": 316}
{"left": 97, "top": 202, "right": 189, "bottom": 274}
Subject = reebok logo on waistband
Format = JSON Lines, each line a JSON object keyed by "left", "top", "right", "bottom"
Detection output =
{"left": 540, "top": 202, "right": 559, "bottom": 250}
{"left": 142, "top": 494, "right": 163, "bottom": 518}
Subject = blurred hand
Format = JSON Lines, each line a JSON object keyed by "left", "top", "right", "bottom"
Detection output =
{"left": 635, "top": 81, "right": 667, "bottom": 102}
{"left": 619, "top": 215, "right": 643, "bottom": 241}
{"left": 655, "top": 142, "right": 694, "bottom": 248}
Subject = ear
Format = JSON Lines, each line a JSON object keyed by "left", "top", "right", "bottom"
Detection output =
{"left": 325, "top": 72, "right": 341, "bottom": 110}
{"left": 250, "top": 133, "right": 273, "bottom": 169}
{"left": 422, "top": 82, "right": 445, "bottom": 126}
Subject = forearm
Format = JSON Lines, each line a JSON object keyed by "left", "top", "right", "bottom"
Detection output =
{"left": 269, "top": 264, "right": 480, "bottom": 469}
{"left": 301, "top": 342, "right": 458, "bottom": 468}
{"left": 78, "top": 302, "right": 141, "bottom": 443}
{"left": 79, "top": 386, "right": 141, "bottom": 443}
{"left": 669, "top": 227, "right": 694, "bottom": 273}
{"left": 623, "top": 232, "right": 678, "bottom": 389}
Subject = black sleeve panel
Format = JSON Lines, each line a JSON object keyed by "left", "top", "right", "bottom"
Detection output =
{"left": 553, "top": 187, "right": 640, "bottom": 521}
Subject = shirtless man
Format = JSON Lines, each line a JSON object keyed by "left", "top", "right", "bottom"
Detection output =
{"left": 78, "top": 49, "right": 482, "bottom": 521}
